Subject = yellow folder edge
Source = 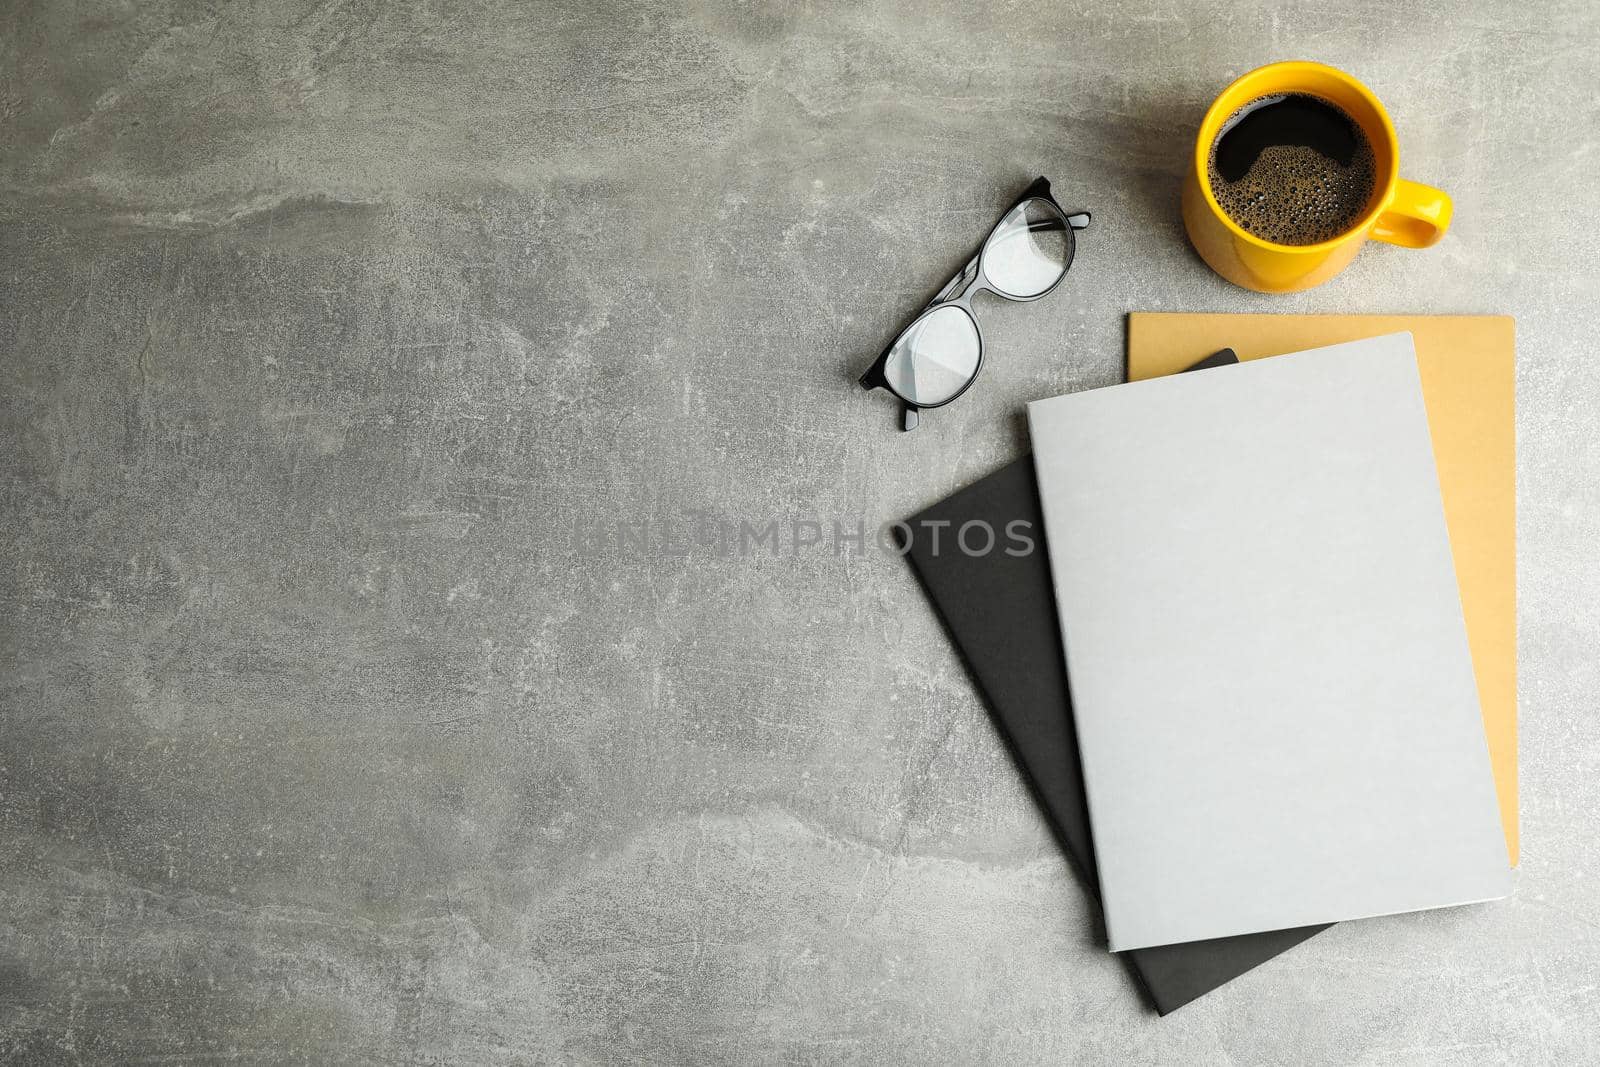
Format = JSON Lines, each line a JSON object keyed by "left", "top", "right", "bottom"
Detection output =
{"left": 1127, "top": 313, "right": 1518, "bottom": 866}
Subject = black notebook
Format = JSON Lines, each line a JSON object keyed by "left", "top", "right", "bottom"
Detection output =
{"left": 900, "top": 351, "right": 1329, "bottom": 1015}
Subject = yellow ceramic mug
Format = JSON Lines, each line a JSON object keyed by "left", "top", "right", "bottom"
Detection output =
{"left": 1183, "top": 61, "right": 1451, "bottom": 293}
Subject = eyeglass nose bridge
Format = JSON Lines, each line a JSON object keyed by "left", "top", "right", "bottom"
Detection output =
{"left": 930, "top": 251, "right": 986, "bottom": 309}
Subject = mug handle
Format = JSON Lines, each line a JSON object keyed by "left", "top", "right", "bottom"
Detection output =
{"left": 1371, "top": 179, "right": 1453, "bottom": 249}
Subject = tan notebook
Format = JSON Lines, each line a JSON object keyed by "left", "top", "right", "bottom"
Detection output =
{"left": 1127, "top": 313, "right": 1518, "bottom": 865}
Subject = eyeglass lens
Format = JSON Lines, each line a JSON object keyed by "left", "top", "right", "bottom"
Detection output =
{"left": 881, "top": 304, "right": 981, "bottom": 407}
{"left": 983, "top": 198, "right": 1070, "bottom": 299}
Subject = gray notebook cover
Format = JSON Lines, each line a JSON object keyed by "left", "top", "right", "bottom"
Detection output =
{"left": 1027, "top": 333, "right": 1511, "bottom": 952}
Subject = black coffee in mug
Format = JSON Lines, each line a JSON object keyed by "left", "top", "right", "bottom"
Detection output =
{"left": 1207, "top": 92, "right": 1377, "bottom": 246}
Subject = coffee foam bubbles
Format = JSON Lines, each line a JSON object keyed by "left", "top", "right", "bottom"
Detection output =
{"left": 1209, "top": 128, "right": 1376, "bottom": 246}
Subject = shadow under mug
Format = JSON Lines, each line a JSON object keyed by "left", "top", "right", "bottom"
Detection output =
{"left": 1182, "top": 61, "right": 1452, "bottom": 293}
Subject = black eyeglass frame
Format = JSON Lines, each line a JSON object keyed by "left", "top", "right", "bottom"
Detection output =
{"left": 857, "top": 176, "right": 1090, "bottom": 430}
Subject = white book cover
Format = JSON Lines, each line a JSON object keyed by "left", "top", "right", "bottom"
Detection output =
{"left": 1027, "top": 333, "right": 1510, "bottom": 952}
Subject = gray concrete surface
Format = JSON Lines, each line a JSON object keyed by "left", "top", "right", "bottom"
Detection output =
{"left": 2, "top": 1, "right": 1597, "bottom": 1063}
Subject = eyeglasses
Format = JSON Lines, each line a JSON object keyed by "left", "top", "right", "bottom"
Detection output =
{"left": 858, "top": 177, "right": 1089, "bottom": 430}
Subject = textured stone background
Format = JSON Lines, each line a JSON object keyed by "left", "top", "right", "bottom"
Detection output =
{"left": 2, "top": 1, "right": 1597, "bottom": 1063}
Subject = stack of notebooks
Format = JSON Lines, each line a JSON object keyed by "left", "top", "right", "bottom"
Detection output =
{"left": 904, "top": 314, "right": 1516, "bottom": 1014}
